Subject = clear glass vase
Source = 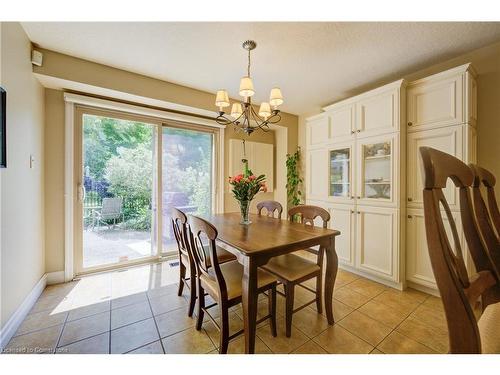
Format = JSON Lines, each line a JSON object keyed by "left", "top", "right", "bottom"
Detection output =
{"left": 238, "top": 199, "right": 252, "bottom": 225}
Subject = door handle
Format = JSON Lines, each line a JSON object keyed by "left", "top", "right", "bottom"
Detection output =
{"left": 78, "top": 184, "right": 86, "bottom": 202}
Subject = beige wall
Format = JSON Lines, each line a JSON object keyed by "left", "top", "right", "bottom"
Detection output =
{"left": 299, "top": 40, "right": 500, "bottom": 200}
{"left": 0, "top": 23, "right": 45, "bottom": 328}
{"left": 44, "top": 89, "right": 65, "bottom": 273}
{"left": 38, "top": 49, "right": 298, "bottom": 273}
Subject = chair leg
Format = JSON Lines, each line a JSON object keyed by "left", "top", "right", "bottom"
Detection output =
{"left": 187, "top": 267, "right": 197, "bottom": 317}
{"left": 196, "top": 284, "right": 205, "bottom": 330}
{"left": 315, "top": 272, "right": 323, "bottom": 314}
{"left": 285, "top": 283, "right": 295, "bottom": 338}
{"left": 269, "top": 285, "right": 277, "bottom": 337}
{"left": 177, "top": 263, "right": 185, "bottom": 296}
{"left": 218, "top": 303, "right": 229, "bottom": 354}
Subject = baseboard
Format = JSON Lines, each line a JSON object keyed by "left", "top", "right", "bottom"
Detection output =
{"left": 0, "top": 274, "right": 47, "bottom": 350}
{"left": 406, "top": 280, "right": 440, "bottom": 297}
{"left": 46, "top": 271, "right": 65, "bottom": 285}
{"left": 338, "top": 264, "right": 404, "bottom": 290}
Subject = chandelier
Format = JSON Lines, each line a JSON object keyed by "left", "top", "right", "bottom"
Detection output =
{"left": 214, "top": 40, "right": 284, "bottom": 135}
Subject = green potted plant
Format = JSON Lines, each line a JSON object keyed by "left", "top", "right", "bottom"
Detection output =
{"left": 286, "top": 148, "right": 303, "bottom": 209}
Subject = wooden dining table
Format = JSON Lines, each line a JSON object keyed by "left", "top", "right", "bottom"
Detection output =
{"left": 205, "top": 212, "right": 341, "bottom": 354}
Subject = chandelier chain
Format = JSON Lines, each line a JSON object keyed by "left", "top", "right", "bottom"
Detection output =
{"left": 247, "top": 48, "right": 251, "bottom": 77}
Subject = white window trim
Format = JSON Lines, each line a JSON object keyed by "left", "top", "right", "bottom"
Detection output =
{"left": 64, "top": 93, "right": 225, "bottom": 281}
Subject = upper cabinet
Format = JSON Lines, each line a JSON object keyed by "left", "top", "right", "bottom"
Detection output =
{"left": 355, "top": 85, "right": 401, "bottom": 137}
{"left": 306, "top": 114, "right": 330, "bottom": 149}
{"left": 406, "top": 63, "right": 477, "bottom": 132}
{"left": 327, "top": 103, "right": 355, "bottom": 142}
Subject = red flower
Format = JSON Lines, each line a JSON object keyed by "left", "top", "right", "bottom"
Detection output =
{"left": 248, "top": 175, "right": 256, "bottom": 181}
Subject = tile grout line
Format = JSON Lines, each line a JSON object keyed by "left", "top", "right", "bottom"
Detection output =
{"left": 146, "top": 284, "right": 167, "bottom": 354}
{"left": 373, "top": 294, "right": 440, "bottom": 353}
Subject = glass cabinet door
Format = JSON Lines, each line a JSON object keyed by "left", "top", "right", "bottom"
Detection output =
{"left": 329, "top": 148, "right": 351, "bottom": 198}
{"left": 361, "top": 141, "right": 391, "bottom": 200}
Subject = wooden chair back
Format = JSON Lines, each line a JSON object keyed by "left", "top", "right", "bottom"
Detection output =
{"left": 288, "top": 205, "right": 330, "bottom": 228}
{"left": 187, "top": 215, "right": 228, "bottom": 300}
{"left": 419, "top": 146, "right": 498, "bottom": 353}
{"left": 257, "top": 200, "right": 283, "bottom": 219}
{"left": 470, "top": 164, "right": 500, "bottom": 272}
{"left": 171, "top": 207, "right": 189, "bottom": 259}
{"left": 470, "top": 164, "right": 500, "bottom": 236}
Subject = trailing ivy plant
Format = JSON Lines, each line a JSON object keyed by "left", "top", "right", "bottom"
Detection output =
{"left": 286, "top": 148, "right": 303, "bottom": 208}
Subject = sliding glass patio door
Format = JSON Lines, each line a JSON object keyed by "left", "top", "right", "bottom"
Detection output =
{"left": 74, "top": 106, "right": 218, "bottom": 274}
{"left": 161, "top": 125, "right": 215, "bottom": 254}
{"left": 74, "top": 107, "right": 160, "bottom": 274}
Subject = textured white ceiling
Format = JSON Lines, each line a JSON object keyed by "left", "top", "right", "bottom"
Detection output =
{"left": 22, "top": 22, "right": 500, "bottom": 115}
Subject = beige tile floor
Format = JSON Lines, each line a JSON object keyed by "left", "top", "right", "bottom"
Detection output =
{"left": 3, "top": 260, "right": 450, "bottom": 354}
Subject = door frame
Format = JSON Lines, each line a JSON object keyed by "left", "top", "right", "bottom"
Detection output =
{"left": 64, "top": 93, "right": 225, "bottom": 281}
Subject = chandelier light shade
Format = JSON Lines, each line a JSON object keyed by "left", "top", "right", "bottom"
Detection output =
{"left": 214, "top": 40, "right": 283, "bottom": 135}
{"left": 215, "top": 90, "right": 230, "bottom": 109}
{"left": 239, "top": 77, "right": 255, "bottom": 97}
{"left": 258, "top": 102, "right": 271, "bottom": 119}
{"left": 269, "top": 87, "right": 284, "bottom": 107}
{"left": 231, "top": 103, "right": 243, "bottom": 118}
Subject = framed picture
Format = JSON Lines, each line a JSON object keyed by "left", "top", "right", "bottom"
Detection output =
{"left": 1, "top": 87, "right": 5, "bottom": 168}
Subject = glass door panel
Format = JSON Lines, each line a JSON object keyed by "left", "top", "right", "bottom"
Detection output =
{"left": 329, "top": 148, "right": 351, "bottom": 198}
{"left": 161, "top": 127, "right": 214, "bottom": 254}
{"left": 362, "top": 141, "right": 391, "bottom": 200}
{"left": 81, "top": 113, "right": 156, "bottom": 270}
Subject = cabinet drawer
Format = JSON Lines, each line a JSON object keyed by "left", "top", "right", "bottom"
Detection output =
{"left": 407, "top": 74, "right": 464, "bottom": 131}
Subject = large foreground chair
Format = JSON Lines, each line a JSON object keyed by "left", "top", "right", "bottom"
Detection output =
{"left": 420, "top": 146, "right": 500, "bottom": 353}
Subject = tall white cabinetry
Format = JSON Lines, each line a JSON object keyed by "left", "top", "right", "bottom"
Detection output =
{"left": 306, "top": 80, "right": 406, "bottom": 288}
{"left": 405, "top": 64, "right": 477, "bottom": 293}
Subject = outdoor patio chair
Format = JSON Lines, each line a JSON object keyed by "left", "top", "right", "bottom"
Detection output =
{"left": 92, "top": 197, "right": 124, "bottom": 230}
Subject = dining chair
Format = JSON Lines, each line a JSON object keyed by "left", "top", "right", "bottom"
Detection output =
{"left": 256, "top": 200, "right": 283, "bottom": 219}
{"left": 262, "top": 204, "right": 330, "bottom": 337}
{"left": 470, "top": 164, "right": 500, "bottom": 236}
{"left": 470, "top": 164, "right": 500, "bottom": 275}
{"left": 171, "top": 207, "right": 236, "bottom": 317}
{"left": 420, "top": 146, "right": 500, "bottom": 353}
{"left": 187, "top": 214, "right": 278, "bottom": 354}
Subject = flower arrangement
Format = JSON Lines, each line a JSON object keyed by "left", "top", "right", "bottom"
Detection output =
{"left": 228, "top": 159, "right": 267, "bottom": 224}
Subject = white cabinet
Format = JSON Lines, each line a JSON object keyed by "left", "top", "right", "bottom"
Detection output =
{"left": 306, "top": 149, "right": 328, "bottom": 200}
{"left": 406, "top": 208, "right": 464, "bottom": 289}
{"left": 229, "top": 139, "right": 274, "bottom": 192}
{"left": 306, "top": 114, "right": 330, "bottom": 149}
{"left": 328, "top": 203, "right": 356, "bottom": 267}
{"left": 405, "top": 64, "right": 477, "bottom": 293}
{"left": 356, "top": 133, "right": 399, "bottom": 207}
{"left": 327, "top": 140, "right": 355, "bottom": 204}
{"left": 326, "top": 103, "right": 355, "bottom": 142}
{"left": 356, "top": 206, "right": 399, "bottom": 282}
{"left": 406, "top": 63, "right": 476, "bottom": 132}
{"left": 356, "top": 86, "right": 400, "bottom": 137}
{"left": 407, "top": 124, "right": 463, "bottom": 210}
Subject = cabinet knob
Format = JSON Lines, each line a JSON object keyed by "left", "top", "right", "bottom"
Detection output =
{"left": 357, "top": 211, "right": 361, "bottom": 214}
{"left": 407, "top": 122, "right": 413, "bottom": 126}
{"left": 351, "top": 130, "right": 355, "bottom": 134}
{"left": 408, "top": 215, "right": 413, "bottom": 219}
{"left": 356, "top": 130, "right": 361, "bottom": 133}
{"left": 351, "top": 210, "right": 355, "bottom": 214}
{"left": 357, "top": 196, "right": 361, "bottom": 199}
{"left": 407, "top": 197, "right": 413, "bottom": 202}
{"left": 350, "top": 196, "right": 354, "bottom": 199}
